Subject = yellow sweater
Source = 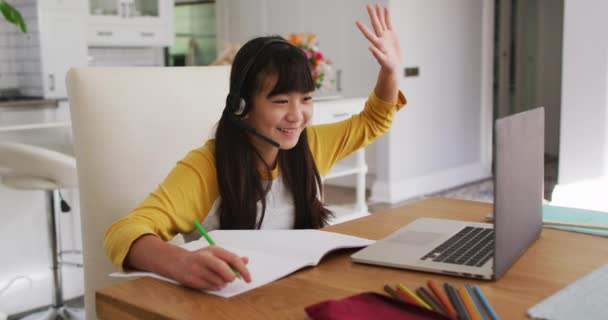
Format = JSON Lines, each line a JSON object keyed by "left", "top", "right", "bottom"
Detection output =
{"left": 104, "top": 91, "right": 406, "bottom": 269}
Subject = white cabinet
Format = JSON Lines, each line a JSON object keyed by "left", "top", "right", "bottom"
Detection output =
{"left": 38, "top": 10, "right": 88, "bottom": 99}
{"left": 312, "top": 97, "right": 369, "bottom": 224}
{"left": 87, "top": 0, "right": 174, "bottom": 47}
{"left": 14, "top": 1, "right": 88, "bottom": 99}
{"left": 38, "top": 0, "right": 85, "bottom": 11}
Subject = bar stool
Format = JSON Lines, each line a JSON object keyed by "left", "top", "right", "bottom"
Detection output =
{"left": 0, "top": 141, "right": 83, "bottom": 320}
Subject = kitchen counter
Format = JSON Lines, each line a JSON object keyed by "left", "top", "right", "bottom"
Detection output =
{"left": 0, "top": 98, "right": 70, "bottom": 131}
{"left": 0, "top": 98, "right": 59, "bottom": 110}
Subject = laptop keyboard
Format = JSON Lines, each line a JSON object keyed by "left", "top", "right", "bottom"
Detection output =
{"left": 420, "top": 226, "right": 494, "bottom": 267}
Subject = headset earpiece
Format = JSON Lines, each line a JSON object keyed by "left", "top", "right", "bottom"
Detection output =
{"left": 226, "top": 92, "right": 247, "bottom": 117}
{"left": 234, "top": 97, "right": 247, "bottom": 116}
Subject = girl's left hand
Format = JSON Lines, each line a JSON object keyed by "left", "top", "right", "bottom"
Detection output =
{"left": 356, "top": 4, "right": 402, "bottom": 76}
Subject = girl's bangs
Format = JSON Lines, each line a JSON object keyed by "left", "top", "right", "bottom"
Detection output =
{"left": 263, "top": 47, "right": 315, "bottom": 96}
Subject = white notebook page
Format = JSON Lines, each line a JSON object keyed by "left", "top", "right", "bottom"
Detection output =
{"left": 528, "top": 263, "right": 608, "bottom": 320}
{"left": 111, "top": 230, "right": 374, "bottom": 297}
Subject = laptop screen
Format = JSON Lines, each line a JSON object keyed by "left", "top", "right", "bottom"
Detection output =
{"left": 493, "top": 107, "right": 544, "bottom": 279}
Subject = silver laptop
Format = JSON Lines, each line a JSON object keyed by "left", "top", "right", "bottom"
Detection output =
{"left": 351, "top": 107, "right": 544, "bottom": 280}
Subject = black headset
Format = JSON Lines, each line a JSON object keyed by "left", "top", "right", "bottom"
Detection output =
{"left": 224, "top": 38, "right": 303, "bottom": 148}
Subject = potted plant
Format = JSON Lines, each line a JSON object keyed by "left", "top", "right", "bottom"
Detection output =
{"left": 1, "top": 0, "right": 26, "bottom": 33}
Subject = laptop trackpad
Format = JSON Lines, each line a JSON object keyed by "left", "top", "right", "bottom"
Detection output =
{"left": 387, "top": 230, "right": 444, "bottom": 245}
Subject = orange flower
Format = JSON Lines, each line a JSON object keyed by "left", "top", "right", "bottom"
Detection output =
{"left": 288, "top": 33, "right": 302, "bottom": 46}
{"left": 306, "top": 33, "right": 317, "bottom": 45}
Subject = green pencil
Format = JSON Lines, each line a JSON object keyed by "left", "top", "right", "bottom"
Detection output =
{"left": 193, "top": 220, "right": 241, "bottom": 278}
{"left": 193, "top": 220, "right": 216, "bottom": 245}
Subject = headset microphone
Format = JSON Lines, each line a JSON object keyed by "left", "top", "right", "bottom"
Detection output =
{"left": 224, "top": 110, "right": 280, "bottom": 148}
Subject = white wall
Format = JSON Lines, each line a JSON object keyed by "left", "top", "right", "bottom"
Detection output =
{"left": 371, "top": 0, "right": 493, "bottom": 203}
{"left": 216, "top": 0, "right": 383, "bottom": 99}
{"left": 552, "top": 0, "right": 608, "bottom": 210}
{"left": 559, "top": 0, "right": 608, "bottom": 184}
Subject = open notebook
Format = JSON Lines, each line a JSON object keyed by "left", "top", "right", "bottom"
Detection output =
{"left": 528, "top": 263, "right": 608, "bottom": 319}
{"left": 111, "top": 230, "right": 374, "bottom": 297}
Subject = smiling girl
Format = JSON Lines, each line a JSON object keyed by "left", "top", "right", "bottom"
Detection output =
{"left": 104, "top": 4, "right": 406, "bottom": 291}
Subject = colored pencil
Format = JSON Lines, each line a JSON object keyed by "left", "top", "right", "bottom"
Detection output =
{"left": 458, "top": 286, "right": 483, "bottom": 320}
{"left": 416, "top": 287, "right": 445, "bottom": 315}
{"left": 384, "top": 284, "right": 408, "bottom": 303}
{"left": 473, "top": 285, "right": 500, "bottom": 320}
{"left": 428, "top": 280, "right": 459, "bottom": 319}
{"left": 392, "top": 285, "right": 420, "bottom": 305}
{"left": 421, "top": 286, "right": 449, "bottom": 315}
{"left": 465, "top": 283, "right": 488, "bottom": 320}
{"left": 445, "top": 283, "right": 470, "bottom": 320}
{"left": 397, "top": 283, "right": 432, "bottom": 310}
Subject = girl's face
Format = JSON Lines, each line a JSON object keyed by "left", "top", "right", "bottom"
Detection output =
{"left": 246, "top": 74, "right": 313, "bottom": 153}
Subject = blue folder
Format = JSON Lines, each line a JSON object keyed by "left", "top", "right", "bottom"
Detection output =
{"left": 542, "top": 204, "right": 608, "bottom": 237}
{"left": 485, "top": 205, "right": 608, "bottom": 237}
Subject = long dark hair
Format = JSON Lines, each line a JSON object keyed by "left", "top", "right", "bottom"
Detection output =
{"left": 215, "top": 36, "right": 332, "bottom": 229}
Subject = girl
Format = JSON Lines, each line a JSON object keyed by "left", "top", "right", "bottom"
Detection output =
{"left": 104, "top": 4, "right": 406, "bottom": 291}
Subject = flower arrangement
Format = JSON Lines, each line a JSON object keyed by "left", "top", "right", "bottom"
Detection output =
{"left": 288, "top": 32, "right": 335, "bottom": 91}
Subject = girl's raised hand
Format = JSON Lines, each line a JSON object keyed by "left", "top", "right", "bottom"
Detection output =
{"left": 356, "top": 4, "right": 402, "bottom": 76}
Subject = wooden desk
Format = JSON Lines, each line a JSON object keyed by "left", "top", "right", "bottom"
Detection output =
{"left": 96, "top": 197, "right": 608, "bottom": 319}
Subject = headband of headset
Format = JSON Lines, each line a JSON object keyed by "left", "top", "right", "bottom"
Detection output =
{"left": 225, "top": 38, "right": 297, "bottom": 117}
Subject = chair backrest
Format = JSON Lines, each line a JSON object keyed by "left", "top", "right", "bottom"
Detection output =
{"left": 66, "top": 66, "right": 230, "bottom": 319}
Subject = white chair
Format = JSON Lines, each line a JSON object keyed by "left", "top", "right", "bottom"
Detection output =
{"left": 66, "top": 66, "right": 230, "bottom": 319}
{"left": 0, "top": 141, "right": 83, "bottom": 319}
